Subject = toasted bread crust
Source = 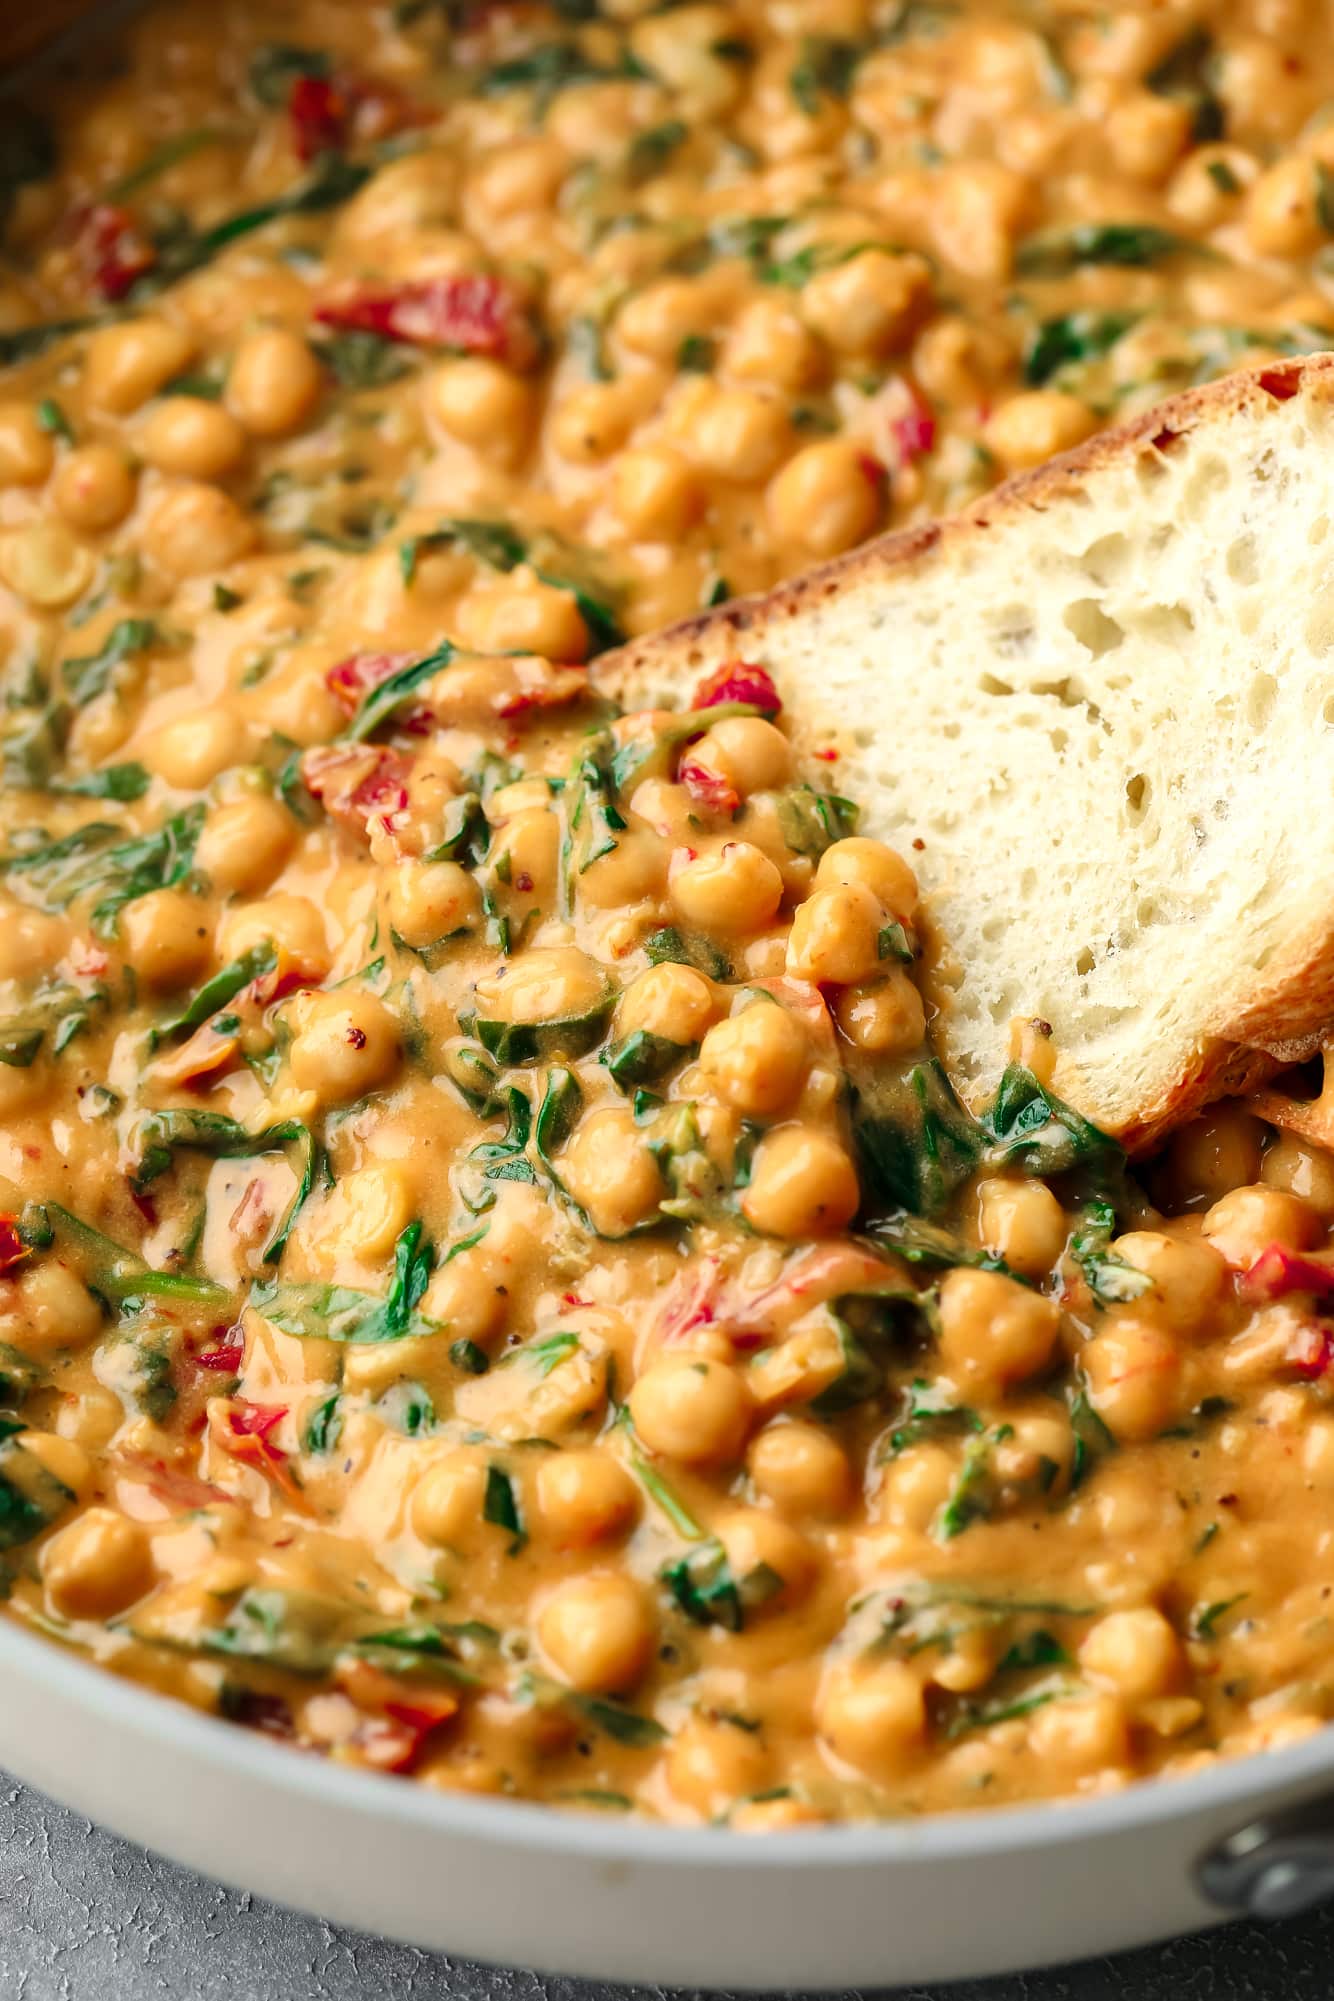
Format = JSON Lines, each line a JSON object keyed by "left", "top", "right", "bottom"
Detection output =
{"left": 599, "top": 355, "right": 1334, "bottom": 1154}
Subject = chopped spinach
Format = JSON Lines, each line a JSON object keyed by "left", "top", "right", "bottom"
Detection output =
{"left": 775, "top": 783, "right": 859, "bottom": 859}
{"left": 149, "top": 940, "right": 276, "bottom": 1045}
{"left": 888, "top": 1377, "right": 982, "bottom": 1454}
{"left": 0, "top": 1427, "right": 72, "bottom": 1551}
{"left": 62, "top": 618, "right": 160, "bottom": 705}
{"left": 483, "top": 1463, "right": 525, "bottom": 1549}
{"left": 340, "top": 642, "right": 454, "bottom": 741}
{"left": 1145, "top": 27, "right": 1222, "bottom": 140}
{"left": 604, "top": 1030, "right": 689, "bottom": 1092}
{"left": 661, "top": 1537, "right": 782, "bottom": 1632}
{"left": 789, "top": 35, "right": 862, "bottom": 115}
{"left": 937, "top": 1425, "right": 1013, "bottom": 1539}
{"left": 643, "top": 926, "right": 732, "bottom": 981}
{"left": 1068, "top": 1198, "right": 1151, "bottom": 1306}
{"left": 1016, "top": 224, "right": 1203, "bottom": 275}
{"left": 851, "top": 1057, "right": 984, "bottom": 1217}
{"left": 313, "top": 330, "right": 414, "bottom": 388}
{"left": 1023, "top": 311, "right": 1138, "bottom": 387}
{"left": 252, "top": 1222, "right": 436, "bottom": 1343}
{"left": 129, "top": 1113, "right": 326, "bottom": 1263}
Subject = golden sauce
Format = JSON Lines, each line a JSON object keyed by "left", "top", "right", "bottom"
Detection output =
{"left": 0, "top": 0, "right": 1333, "bottom": 1826}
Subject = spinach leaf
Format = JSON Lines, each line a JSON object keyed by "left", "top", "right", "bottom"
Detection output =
{"left": 0, "top": 320, "right": 98, "bottom": 367}
{"left": 869, "top": 1210, "right": 1014, "bottom": 1275}
{"left": 313, "top": 330, "right": 413, "bottom": 388}
{"left": 626, "top": 119, "right": 687, "bottom": 183}
{"left": 643, "top": 926, "right": 731, "bottom": 981}
{"left": 304, "top": 1394, "right": 343, "bottom": 1454}
{"left": 149, "top": 941, "right": 276, "bottom": 1045}
{"left": 534, "top": 1066, "right": 583, "bottom": 1170}
{"left": 129, "top": 1113, "right": 326, "bottom": 1263}
{"left": 981, "top": 1064, "right": 1125, "bottom": 1183}
{"left": 0, "top": 981, "right": 108, "bottom": 1068}
{"left": 774, "top": 783, "right": 859, "bottom": 859}
{"left": 789, "top": 35, "right": 862, "bottom": 115}
{"left": 8, "top": 806, "right": 206, "bottom": 936}
{"left": 563, "top": 733, "right": 627, "bottom": 887}
{"left": 466, "top": 987, "right": 614, "bottom": 1068}
{"left": 661, "top": 1537, "right": 782, "bottom": 1631}
{"left": 937, "top": 1424, "right": 1014, "bottom": 1540}
{"left": 1016, "top": 224, "right": 1202, "bottom": 275}
{"left": 466, "top": 1083, "right": 538, "bottom": 1189}
{"left": 0, "top": 1430, "right": 72, "bottom": 1551}
{"left": 341, "top": 642, "right": 454, "bottom": 742}
{"left": 851, "top": 1057, "right": 984, "bottom": 1217}
{"left": 62, "top": 618, "right": 160, "bottom": 705}
{"left": 604, "top": 1030, "right": 689, "bottom": 1092}
{"left": 807, "top": 1313, "right": 884, "bottom": 1417}
{"left": 252, "top": 1222, "right": 437, "bottom": 1342}
{"left": 479, "top": 42, "right": 646, "bottom": 108}
{"left": 1023, "top": 312, "right": 1138, "bottom": 386}
{"left": 248, "top": 44, "right": 330, "bottom": 106}
{"left": 140, "top": 155, "right": 371, "bottom": 292}
{"left": 483, "top": 1463, "right": 525, "bottom": 1549}
{"left": 1068, "top": 1384, "right": 1115, "bottom": 1489}
{"left": 108, "top": 129, "right": 230, "bottom": 201}
{"left": 1068, "top": 1198, "right": 1151, "bottom": 1305}
{"left": 22, "top": 1201, "right": 226, "bottom": 1308}
{"left": 888, "top": 1377, "right": 982, "bottom": 1453}
{"left": 1146, "top": 27, "right": 1222, "bottom": 140}
{"left": 53, "top": 762, "right": 151, "bottom": 802}
{"left": 0, "top": 1344, "right": 42, "bottom": 1412}
{"left": 941, "top": 1678, "right": 1068, "bottom": 1739}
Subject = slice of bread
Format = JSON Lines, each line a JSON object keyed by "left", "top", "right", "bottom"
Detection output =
{"left": 599, "top": 355, "right": 1334, "bottom": 1153}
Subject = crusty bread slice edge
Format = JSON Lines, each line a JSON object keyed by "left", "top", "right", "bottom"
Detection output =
{"left": 598, "top": 354, "right": 1334, "bottom": 1155}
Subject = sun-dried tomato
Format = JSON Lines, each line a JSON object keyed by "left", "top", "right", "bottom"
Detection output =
{"left": 314, "top": 273, "right": 539, "bottom": 369}
{"left": 691, "top": 662, "right": 782, "bottom": 716}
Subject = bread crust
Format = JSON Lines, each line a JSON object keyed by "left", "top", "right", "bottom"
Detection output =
{"left": 599, "top": 355, "right": 1334, "bottom": 1154}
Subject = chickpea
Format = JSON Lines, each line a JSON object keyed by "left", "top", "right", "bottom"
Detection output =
{"left": 1168, "top": 146, "right": 1256, "bottom": 229}
{"left": 929, "top": 160, "right": 1034, "bottom": 283}
{"left": 226, "top": 329, "right": 323, "bottom": 437}
{"left": 913, "top": 314, "right": 1015, "bottom": 410}
{"left": 1245, "top": 156, "right": 1324, "bottom": 258}
{"left": 699, "top": 1002, "right": 808, "bottom": 1117}
{"left": 386, "top": 859, "right": 480, "bottom": 947}
{"left": 816, "top": 1660, "right": 925, "bottom": 1781}
{"left": 1108, "top": 1230, "right": 1226, "bottom": 1334}
{"left": 425, "top": 358, "right": 535, "bottom": 464}
{"left": 935, "top": 1267, "right": 1061, "bottom": 1399}
{"left": 686, "top": 387, "right": 790, "bottom": 482}
{"left": 718, "top": 1505, "right": 815, "bottom": 1610}
{"left": 786, "top": 883, "right": 883, "bottom": 985}
{"left": 50, "top": 445, "right": 137, "bottom": 531}
{"left": 537, "top": 1571, "right": 655, "bottom": 1693}
{"left": 560, "top": 1108, "right": 664, "bottom": 1237}
{"left": 731, "top": 1795, "right": 825, "bottom": 1832}
{"left": 1105, "top": 93, "right": 1192, "bottom": 184}
{"left": 144, "top": 481, "right": 256, "bottom": 579}
{"left": 83, "top": 317, "right": 195, "bottom": 414}
{"left": 0, "top": 401, "right": 54, "bottom": 485}
{"left": 877, "top": 1442, "right": 956, "bottom": 1533}
{"left": 767, "top": 439, "right": 880, "bottom": 558}
{"left": 801, "top": 250, "right": 932, "bottom": 357}
{"left": 975, "top": 1177, "right": 1067, "bottom": 1279}
{"left": 1027, "top": 1692, "right": 1130, "bottom": 1778}
{"left": 695, "top": 717, "right": 792, "bottom": 799}
{"left": 20, "top": 1431, "right": 94, "bottom": 1500}
{"left": 1166, "top": 1106, "right": 1264, "bottom": 1205}
{"left": 146, "top": 707, "right": 248, "bottom": 789}
{"left": 670, "top": 842, "right": 784, "bottom": 934}
{"left": 195, "top": 795, "right": 295, "bottom": 896}
{"left": 318, "top": 1164, "right": 415, "bottom": 1263}
{"left": 748, "top": 1420, "right": 851, "bottom": 1516}
{"left": 816, "top": 838, "right": 918, "bottom": 919}
{"left": 413, "top": 1452, "right": 487, "bottom": 1545}
{"left": 1263, "top": 1134, "right": 1334, "bottom": 1220}
{"left": 288, "top": 990, "right": 401, "bottom": 1103}
{"left": 0, "top": 905, "right": 72, "bottom": 982}
{"left": 43, "top": 1508, "right": 153, "bottom": 1620}
{"left": 724, "top": 296, "right": 823, "bottom": 392}
{"left": 139, "top": 396, "right": 247, "bottom": 479}
{"left": 1082, "top": 1316, "right": 1183, "bottom": 1441}
{"left": 833, "top": 974, "right": 925, "bottom": 1055}
{"left": 578, "top": 831, "right": 666, "bottom": 911}
{"left": 1202, "top": 1185, "right": 1320, "bottom": 1270}
{"left": 120, "top": 888, "right": 212, "bottom": 990}
{"left": 0, "top": 520, "right": 95, "bottom": 609}
{"left": 984, "top": 391, "right": 1097, "bottom": 472}
{"left": 1079, "top": 1607, "right": 1183, "bottom": 1701}
{"left": 454, "top": 580, "right": 588, "bottom": 661}
{"left": 617, "top": 278, "right": 719, "bottom": 363}
{"left": 610, "top": 446, "right": 703, "bottom": 540}
{"left": 741, "top": 1126, "right": 860, "bottom": 1239}
{"left": 474, "top": 946, "right": 607, "bottom": 1034}
{"left": 468, "top": 136, "right": 568, "bottom": 218}
{"left": 668, "top": 1714, "right": 771, "bottom": 1816}
{"left": 549, "top": 380, "right": 648, "bottom": 463}
{"left": 630, "top": 1355, "right": 751, "bottom": 1465}
{"left": 15, "top": 1261, "right": 103, "bottom": 1355}
{"left": 617, "top": 963, "right": 718, "bottom": 1044}
{"left": 535, "top": 1450, "right": 639, "bottom": 1547}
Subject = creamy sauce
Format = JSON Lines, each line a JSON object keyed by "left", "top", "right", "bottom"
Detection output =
{"left": 0, "top": 0, "right": 1333, "bottom": 1827}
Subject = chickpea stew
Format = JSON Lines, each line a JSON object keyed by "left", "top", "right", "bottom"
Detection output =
{"left": 1, "top": 0, "right": 1334, "bottom": 1828}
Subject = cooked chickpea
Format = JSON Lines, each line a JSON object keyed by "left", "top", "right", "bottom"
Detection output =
{"left": 617, "top": 963, "right": 718, "bottom": 1044}
{"left": 19, "top": 1431, "right": 94, "bottom": 1500}
{"left": 549, "top": 380, "right": 646, "bottom": 463}
{"left": 1079, "top": 1607, "right": 1183, "bottom": 1701}
{"left": 984, "top": 391, "right": 1097, "bottom": 471}
{"left": 671, "top": 842, "right": 784, "bottom": 934}
{"left": 468, "top": 136, "right": 568, "bottom": 217}
{"left": 630, "top": 1355, "right": 752, "bottom": 1465}
{"left": 749, "top": 1420, "right": 851, "bottom": 1515}
{"left": 801, "top": 249, "right": 932, "bottom": 357}
{"left": 222, "top": 893, "right": 328, "bottom": 981}
{"left": 816, "top": 838, "right": 918, "bottom": 919}
{"left": 535, "top": 1450, "right": 639, "bottom": 1547}
{"left": 288, "top": 990, "right": 401, "bottom": 1102}
{"left": 617, "top": 278, "right": 718, "bottom": 363}
{"left": 1165, "top": 1106, "right": 1264, "bottom": 1204}
{"left": 717, "top": 1505, "right": 815, "bottom": 1610}
{"left": 120, "top": 888, "right": 212, "bottom": 990}
{"left": 1082, "top": 1316, "right": 1184, "bottom": 1441}
{"left": 0, "top": 401, "right": 53, "bottom": 485}
{"left": 1262, "top": 1134, "right": 1334, "bottom": 1219}
{"left": 50, "top": 444, "right": 137, "bottom": 531}
{"left": 195, "top": 795, "right": 295, "bottom": 896}
{"left": 425, "top": 358, "right": 535, "bottom": 463}
{"left": 687, "top": 387, "right": 790, "bottom": 482}
{"left": 786, "top": 883, "right": 884, "bottom": 985}
{"left": 537, "top": 1572, "right": 655, "bottom": 1693}
{"left": 0, "top": 520, "right": 95, "bottom": 608}
{"left": 83, "top": 317, "right": 195, "bottom": 414}
{"left": 386, "top": 859, "right": 481, "bottom": 946}
{"left": 667, "top": 1714, "right": 770, "bottom": 1817}
{"left": 578, "top": 831, "right": 666, "bottom": 910}
{"left": 15, "top": 1261, "right": 104, "bottom": 1356}
{"left": 560, "top": 1108, "right": 664, "bottom": 1237}
{"left": 724, "top": 296, "right": 823, "bottom": 391}
{"left": 0, "top": 906, "right": 73, "bottom": 982}
{"left": 610, "top": 446, "right": 703, "bottom": 540}
{"left": 1245, "top": 156, "right": 1325, "bottom": 258}
{"left": 412, "top": 1453, "right": 488, "bottom": 1545}
{"left": 226, "top": 329, "right": 323, "bottom": 437}
{"left": 146, "top": 707, "right": 247, "bottom": 789}
{"left": 741, "top": 1125, "right": 860, "bottom": 1239}
{"left": 833, "top": 973, "right": 925, "bottom": 1055}
{"left": 767, "top": 439, "right": 880, "bottom": 558}
{"left": 1202, "top": 1185, "right": 1321, "bottom": 1270}
{"left": 1108, "top": 1230, "right": 1226, "bottom": 1334}
{"left": 699, "top": 1001, "right": 809, "bottom": 1116}
{"left": 696, "top": 717, "right": 793, "bottom": 797}
{"left": 144, "top": 481, "right": 256, "bottom": 579}
{"left": 817, "top": 1660, "right": 926, "bottom": 1781}
{"left": 474, "top": 946, "right": 606, "bottom": 1033}
{"left": 43, "top": 1507, "right": 153, "bottom": 1620}
{"left": 454, "top": 580, "right": 588, "bottom": 660}
{"left": 1105, "top": 92, "right": 1192, "bottom": 183}
{"left": 1026, "top": 1692, "right": 1130, "bottom": 1777}
{"left": 139, "top": 397, "right": 247, "bottom": 479}
{"left": 317, "top": 1164, "right": 415, "bottom": 1263}
{"left": 976, "top": 1177, "right": 1067, "bottom": 1279}
{"left": 936, "top": 1267, "right": 1061, "bottom": 1398}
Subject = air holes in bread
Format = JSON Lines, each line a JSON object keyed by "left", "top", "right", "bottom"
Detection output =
{"left": 1063, "top": 599, "right": 1125, "bottom": 656}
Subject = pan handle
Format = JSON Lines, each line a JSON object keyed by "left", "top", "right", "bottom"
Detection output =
{"left": 1197, "top": 1796, "right": 1334, "bottom": 1919}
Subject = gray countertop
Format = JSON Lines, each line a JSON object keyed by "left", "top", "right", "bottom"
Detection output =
{"left": 0, "top": 1775, "right": 1318, "bottom": 2000}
